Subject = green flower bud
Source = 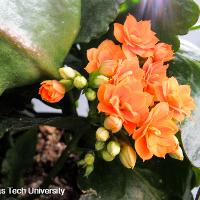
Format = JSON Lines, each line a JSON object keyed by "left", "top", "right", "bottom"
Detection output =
{"left": 107, "top": 141, "right": 121, "bottom": 157}
{"left": 95, "top": 141, "right": 105, "bottom": 151}
{"left": 85, "top": 88, "right": 96, "bottom": 101}
{"left": 84, "top": 153, "right": 95, "bottom": 165}
{"left": 73, "top": 76, "right": 87, "bottom": 89}
{"left": 102, "top": 150, "right": 115, "bottom": 162}
{"left": 77, "top": 159, "right": 85, "bottom": 166}
{"left": 96, "top": 127, "right": 110, "bottom": 142}
{"left": 93, "top": 75, "right": 109, "bottom": 88}
{"left": 59, "top": 66, "right": 76, "bottom": 79}
{"left": 59, "top": 79, "right": 73, "bottom": 91}
{"left": 84, "top": 165, "right": 94, "bottom": 177}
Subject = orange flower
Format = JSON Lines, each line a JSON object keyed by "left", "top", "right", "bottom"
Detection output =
{"left": 97, "top": 77, "right": 153, "bottom": 134}
{"left": 85, "top": 40, "right": 124, "bottom": 74}
{"left": 153, "top": 43, "right": 174, "bottom": 62}
{"left": 133, "top": 102, "right": 179, "bottom": 161}
{"left": 152, "top": 77, "right": 195, "bottom": 121}
{"left": 111, "top": 58, "right": 144, "bottom": 84}
{"left": 143, "top": 58, "right": 168, "bottom": 94}
{"left": 39, "top": 80, "right": 65, "bottom": 103}
{"left": 114, "top": 14, "right": 159, "bottom": 58}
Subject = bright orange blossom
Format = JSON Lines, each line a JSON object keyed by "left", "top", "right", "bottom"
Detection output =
{"left": 114, "top": 15, "right": 159, "bottom": 58}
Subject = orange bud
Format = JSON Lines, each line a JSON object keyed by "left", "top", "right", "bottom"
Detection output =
{"left": 169, "top": 146, "right": 184, "bottom": 161}
{"left": 104, "top": 115, "right": 122, "bottom": 133}
{"left": 39, "top": 80, "right": 65, "bottom": 103}
{"left": 119, "top": 144, "right": 137, "bottom": 169}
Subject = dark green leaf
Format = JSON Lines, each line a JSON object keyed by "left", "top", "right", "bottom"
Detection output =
{"left": 78, "top": 159, "right": 166, "bottom": 200}
{"left": 0, "top": 0, "right": 81, "bottom": 95}
{"left": 152, "top": 0, "right": 199, "bottom": 50}
{"left": 0, "top": 116, "right": 90, "bottom": 139}
{"left": 1, "top": 128, "right": 37, "bottom": 186}
{"left": 192, "top": 167, "right": 200, "bottom": 187}
{"left": 168, "top": 41, "right": 200, "bottom": 167}
{"left": 140, "top": 157, "right": 194, "bottom": 200}
{"left": 0, "top": 116, "right": 54, "bottom": 138}
{"left": 76, "top": 0, "right": 124, "bottom": 43}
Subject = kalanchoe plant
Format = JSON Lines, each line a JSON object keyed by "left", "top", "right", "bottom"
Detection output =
{"left": 0, "top": 0, "right": 200, "bottom": 200}
{"left": 39, "top": 14, "right": 195, "bottom": 168}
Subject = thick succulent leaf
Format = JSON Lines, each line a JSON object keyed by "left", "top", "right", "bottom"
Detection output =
{"left": 1, "top": 128, "right": 38, "bottom": 186}
{"left": 0, "top": 116, "right": 90, "bottom": 138}
{"left": 119, "top": 0, "right": 199, "bottom": 50}
{"left": 0, "top": 0, "right": 81, "bottom": 95}
{"left": 78, "top": 160, "right": 166, "bottom": 200}
{"left": 140, "top": 156, "right": 194, "bottom": 200}
{"left": 76, "top": 0, "right": 124, "bottom": 43}
{"left": 168, "top": 41, "right": 200, "bottom": 168}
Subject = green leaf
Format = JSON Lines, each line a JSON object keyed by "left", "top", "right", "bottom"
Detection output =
{"left": 120, "top": 0, "right": 199, "bottom": 50}
{"left": 168, "top": 41, "right": 200, "bottom": 168}
{"left": 192, "top": 167, "right": 200, "bottom": 187}
{"left": 76, "top": 0, "right": 124, "bottom": 43}
{"left": 0, "top": 115, "right": 90, "bottom": 139}
{"left": 1, "top": 128, "right": 38, "bottom": 186}
{"left": 153, "top": 0, "right": 199, "bottom": 50}
{"left": 140, "top": 157, "right": 194, "bottom": 200}
{"left": 0, "top": 116, "right": 55, "bottom": 138}
{"left": 0, "top": 0, "right": 81, "bottom": 95}
{"left": 78, "top": 159, "right": 166, "bottom": 200}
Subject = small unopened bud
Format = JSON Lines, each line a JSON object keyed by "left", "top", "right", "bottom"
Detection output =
{"left": 73, "top": 76, "right": 87, "bottom": 89}
{"left": 102, "top": 150, "right": 115, "bottom": 162}
{"left": 59, "top": 79, "right": 73, "bottom": 91}
{"left": 84, "top": 165, "right": 94, "bottom": 177}
{"left": 107, "top": 141, "right": 120, "bottom": 156}
{"left": 77, "top": 159, "right": 85, "bottom": 166}
{"left": 96, "top": 127, "right": 110, "bottom": 142}
{"left": 104, "top": 115, "right": 122, "bottom": 133}
{"left": 169, "top": 146, "right": 184, "bottom": 161}
{"left": 95, "top": 141, "right": 105, "bottom": 151}
{"left": 119, "top": 145, "right": 136, "bottom": 169}
{"left": 93, "top": 75, "right": 109, "bottom": 88}
{"left": 84, "top": 153, "right": 95, "bottom": 165}
{"left": 85, "top": 88, "right": 96, "bottom": 101}
{"left": 59, "top": 66, "right": 76, "bottom": 79}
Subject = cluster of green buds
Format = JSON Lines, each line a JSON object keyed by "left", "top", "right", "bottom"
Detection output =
{"left": 95, "top": 127, "right": 120, "bottom": 161}
{"left": 59, "top": 66, "right": 87, "bottom": 90}
{"left": 78, "top": 153, "right": 95, "bottom": 177}
{"left": 59, "top": 66, "right": 98, "bottom": 102}
{"left": 94, "top": 126, "right": 136, "bottom": 169}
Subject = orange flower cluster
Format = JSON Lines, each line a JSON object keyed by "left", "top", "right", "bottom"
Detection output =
{"left": 85, "top": 15, "right": 195, "bottom": 161}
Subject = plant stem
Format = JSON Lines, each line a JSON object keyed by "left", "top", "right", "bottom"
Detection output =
{"left": 190, "top": 24, "right": 200, "bottom": 31}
